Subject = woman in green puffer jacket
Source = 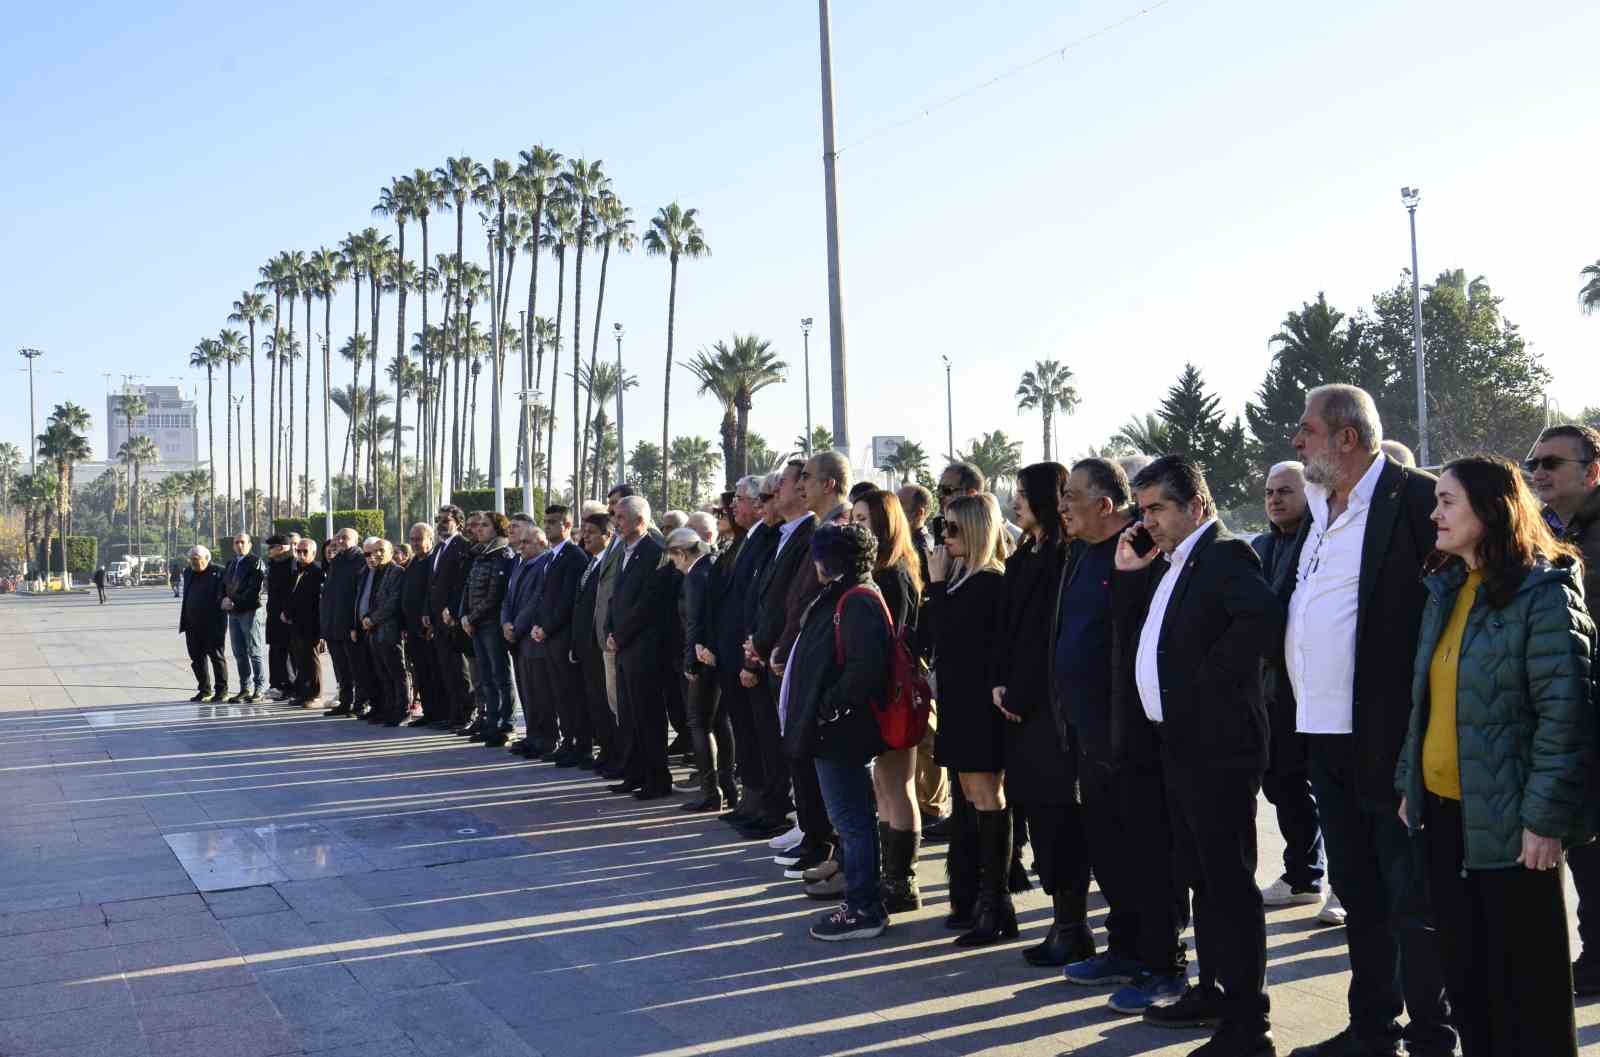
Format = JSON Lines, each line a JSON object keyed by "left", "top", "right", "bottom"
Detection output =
{"left": 1395, "top": 455, "right": 1595, "bottom": 1057}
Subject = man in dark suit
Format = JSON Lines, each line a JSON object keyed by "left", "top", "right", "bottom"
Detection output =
{"left": 533, "top": 505, "right": 591, "bottom": 767}
{"left": 571, "top": 513, "right": 618, "bottom": 773}
{"left": 721, "top": 474, "right": 782, "bottom": 825}
{"left": 357, "top": 538, "right": 408, "bottom": 726}
{"left": 263, "top": 533, "right": 299, "bottom": 697}
{"left": 179, "top": 546, "right": 228, "bottom": 702}
{"left": 739, "top": 460, "right": 815, "bottom": 838}
{"left": 704, "top": 477, "right": 762, "bottom": 816}
{"left": 284, "top": 537, "right": 324, "bottom": 707}
{"left": 426, "top": 505, "right": 474, "bottom": 729}
{"left": 319, "top": 528, "right": 366, "bottom": 717}
{"left": 401, "top": 522, "right": 439, "bottom": 726}
{"left": 1111, "top": 455, "right": 1280, "bottom": 1057}
{"left": 606, "top": 495, "right": 673, "bottom": 800}
{"left": 1283, "top": 386, "right": 1450, "bottom": 1057}
{"left": 504, "top": 520, "right": 552, "bottom": 756}
{"left": 593, "top": 485, "right": 637, "bottom": 731}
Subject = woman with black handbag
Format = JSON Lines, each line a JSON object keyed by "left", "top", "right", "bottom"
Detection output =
{"left": 781, "top": 523, "right": 893, "bottom": 941}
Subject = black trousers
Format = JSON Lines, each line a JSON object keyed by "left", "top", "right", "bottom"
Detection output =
{"left": 185, "top": 633, "right": 227, "bottom": 694}
{"left": 1014, "top": 799, "right": 1089, "bottom": 899}
{"left": 1568, "top": 840, "right": 1600, "bottom": 962}
{"left": 1079, "top": 753, "right": 1187, "bottom": 972}
{"left": 96, "top": 583, "right": 106, "bottom": 603}
{"left": 579, "top": 641, "right": 617, "bottom": 754}
{"left": 1161, "top": 747, "right": 1269, "bottom": 1036}
{"left": 1261, "top": 752, "right": 1325, "bottom": 890}
{"left": 289, "top": 633, "right": 323, "bottom": 701}
{"left": 720, "top": 669, "right": 764, "bottom": 798}
{"left": 367, "top": 635, "right": 409, "bottom": 721}
{"left": 1308, "top": 734, "right": 1453, "bottom": 1055}
{"left": 684, "top": 671, "right": 734, "bottom": 793}
{"left": 752, "top": 674, "right": 793, "bottom": 820}
{"left": 516, "top": 643, "right": 559, "bottom": 746}
{"left": 267, "top": 635, "right": 294, "bottom": 691}
{"left": 547, "top": 641, "right": 589, "bottom": 748}
{"left": 349, "top": 631, "right": 378, "bottom": 709}
{"left": 324, "top": 634, "right": 354, "bottom": 706}
{"left": 405, "top": 632, "right": 438, "bottom": 718}
{"left": 432, "top": 625, "right": 473, "bottom": 724}
{"left": 619, "top": 652, "right": 670, "bottom": 792}
{"left": 1422, "top": 793, "right": 1577, "bottom": 1057}
{"left": 664, "top": 664, "right": 687, "bottom": 741}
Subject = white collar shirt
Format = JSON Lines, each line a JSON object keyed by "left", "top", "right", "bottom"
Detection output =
{"left": 774, "top": 513, "right": 814, "bottom": 558}
{"left": 1134, "top": 517, "right": 1217, "bottom": 723}
{"left": 432, "top": 533, "right": 453, "bottom": 571}
{"left": 1285, "top": 453, "right": 1387, "bottom": 734}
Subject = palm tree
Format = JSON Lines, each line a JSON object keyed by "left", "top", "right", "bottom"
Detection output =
{"left": 795, "top": 426, "right": 834, "bottom": 456}
{"left": 181, "top": 468, "right": 209, "bottom": 544}
{"left": 540, "top": 201, "right": 577, "bottom": 504}
{"left": 0, "top": 442, "right": 20, "bottom": 513}
{"left": 958, "top": 431, "right": 1024, "bottom": 491}
{"left": 216, "top": 329, "right": 245, "bottom": 532}
{"left": 336, "top": 335, "right": 370, "bottom": 502}
{"left": 375, "top": 175, "right": 416, "bottom": 523}
{"left": 307, "top": 247, "right": 342, "bottom": 529}
{"left": 1014, "top": 360, "right": 1081, "bottom": 462}
{"left": 114, "top": 391, "right": 148, "bottom": 537}
{"left": 360, "top": 234, "right": 396, "bottom": 509}
{"left": 436, "top": 157, "right": 483, "bottom": 490}
{"left": 227, "top": 291, "right": 271, "bottom": 532}
{"left": 1115, "top": 413, "right": 1172, "bottom": 456}
{"left": 155, "top": 474, "right": 185, "bottom": 560}
{"left": 190, "top": 338, "right": 222, "bottom": 535}
{"left": 558, "top": 158, "right": 609, "bottom": 501}
{"left": 669, "top": 436, "right": 720, "bottom": 508}
{"left": 409, "top": 168, "right": 449, "bottom": 511}
{"left": 883, "top": 439, "right": 929, "bottom": 486}
{"left": 1582, "top": 260, "right": 1600, "bottom": 315}
{"left": 516, "top": 146, "right": 562, "bottom": 503}
{"left": 575, "top": 361, "right": 636, "bottom": 500}
{"left": 256, "top": 251, "right": 300, "bottom": 516}
{"left": 36, "top": 419, "right": 89, "bottom": 579}
{"left": 643, "top": 202, "right": 710, "bottom": 510}
{"left": 682, "top": 334, "right": 785, "bottom": 487}
{"left": 48, "top": 402, "right": 91, "bottom": 536}
{"left": 682, "top": 347, "right": 738, "bottom": 487}
{"left": 118, "top": 435, "right": 159, "bottom": 552}
{"left": 581, "top": 189, "right": 633, "bottom": 496}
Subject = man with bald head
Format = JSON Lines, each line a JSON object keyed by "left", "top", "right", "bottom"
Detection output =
{"left": 357, "top": 539, "right": 409, "bottom": 726}
{"left": 320, "top": 528, "right": 368, "bottom": 717}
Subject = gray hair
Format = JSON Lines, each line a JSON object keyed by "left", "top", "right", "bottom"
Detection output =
{"left": 1380, "top": 439, "right": 1417, "bottom": 467}
{"left": 736, "top": 474, "right": 763, "bottom": 499}
{"left": 616, "top": 495, "right": 651, "bottom": 523}
{"left": 665, "top": 526, "right": 711, "bottom": 557}
{"left": 337, "top": 527, "right": 360, "bottom": 546}
{"left": 188, "top": 545, "right": 211, "bottom": 560}
{"left": 761, "top": 471, "right": 784, "bottom": 496}
{"left": 1116, "top": 454, "right": 1155, "bottom": 480}
{"left": 1307, "top": 384, "right": 1383, "bottom": 453}
{"left": 808, "top": 450, "right": 852, "bottom": 495}
{"left": 580, "top": 499, "right": 607, "bottom": 517}
{"left": 661, "top": 510, "right": 688, "bottom": 532}
{"left": 686, "top": 510, "right": 718, "bottom": 545}
{"left": 409, "top": 522, "right": 435, "bottom": 543}
{"left": 363, "top": 535, "right": 382, "bottom": 549}
{"left": 1266, "top": 460, "right": 1305, "bottom": 480}
{"left": 521, "top": 526, "right": 548, "bottom": 547}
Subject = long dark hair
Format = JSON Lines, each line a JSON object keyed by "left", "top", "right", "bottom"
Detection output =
{"left": 1015, "top": 462, "right": 1068, "bottom": 548}
{"left": 1435, "top": 454, "right": 1580, "bottom": 607}
{"left": 853, "top": 488, "right": 923, "bottom": 595}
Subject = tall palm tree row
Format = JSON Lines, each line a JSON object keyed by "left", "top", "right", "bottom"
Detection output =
{"left": 643, "top": 203, "right": 710, "bottom": 511}
{"left": 118, "top": 435, "right": 159, "bottom": 550}
{"left": 217, "top": 329, "right": 245, "bottom": 532}
{"left": 0, "top": 442, "right": 21, "bottom": 513}
{"left": 227, "top": 291, "right": 271, "bottom": 533}
{"left": 49, "top": 401, "right": 92, "bottom": 537}
{"left": 189, "top": 338, "right": 222, "bottom": 537}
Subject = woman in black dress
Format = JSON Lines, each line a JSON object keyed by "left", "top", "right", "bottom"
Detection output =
{"left": 993, "top": 462, "right": 1094, "bottom": 967}
{"left": 851, "top": 489, "right": 925, "bottom": 910}
{"left": 928, "top": 493, "right": 1013, "bottom": 946}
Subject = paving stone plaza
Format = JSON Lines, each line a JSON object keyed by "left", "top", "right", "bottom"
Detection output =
{"left": 2, "top": 587, "right": 1596, "bottom": 1057}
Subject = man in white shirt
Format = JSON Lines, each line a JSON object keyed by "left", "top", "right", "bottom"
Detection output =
{"left": 1111, "top": 455, "right": 1280, "bottom": 1055}
{"left": 1281, "top": 386, "right": 1450, "bottom": 1057}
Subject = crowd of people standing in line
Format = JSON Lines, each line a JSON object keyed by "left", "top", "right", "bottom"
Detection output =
{"left": 171, "top": 384, "right": 1600, "bottom": 1057}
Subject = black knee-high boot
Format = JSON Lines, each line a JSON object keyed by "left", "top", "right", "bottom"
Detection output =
{"left": 944, "top": 796, "right": 980, "bottom": 929}
{"left": 956, "top": 807, "right": 1019, "bottom": 947}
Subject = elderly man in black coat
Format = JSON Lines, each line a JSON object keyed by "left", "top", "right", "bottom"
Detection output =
{"left": 284, "top": 538, "right": 324, "bottom": 707}
{"left": 401, "top": 522, "right": 439, "bottom": 727}
{"left": 263, "top": 533, "right": 300, "bottom": 698}
{"left": 357, "top": 538, "right": 409, "bottom": 726}
{"left": 179, "top": 546, "right": 229, "bottom": 702}
{"left": 606, "top": 495, "right": 674, "bottom": 800}
{"left": 320, "top": 529, "right": 366, "bottom": 717}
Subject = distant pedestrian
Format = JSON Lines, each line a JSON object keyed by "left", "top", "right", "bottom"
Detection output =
{"left": 92, "top": 566, "right": 106, "bottom": 604}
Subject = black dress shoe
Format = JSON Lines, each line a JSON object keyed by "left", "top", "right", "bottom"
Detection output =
{"left": 1194, "top": 1026, "right": 1276, "bottom": 1057}
{"left": 324, "top": 704, "right": 352, "bottom": 717}
{"left": 572, "top": 750, "right": 597, "bottom": 770}
{"left": 225, "top": 691, "right": 246, "bottom": 704}
{"left": 467, "top": 727, "right": 487, "bottom": 742}
{"left": 739, "top": 817, "right": 793, "bottom": 840}
{"left": 403, "top": 716, "right": 431, "bottom": 727}
{"left": 1144, "top": 983, "right": 1226, "bottom": 1030}
{"left": 383, "top": 718, "right": 402, "bottom": 727}
{"left": 1283, "top": 1028, "right": 1393, "bottom": 1057}
{"left": 599, "top": 764, "right": 626, "bottom": 780}
{"left": 633, "top": 785, "right": 672, "bottom": 801}
{"left": 190, "top": 691, "right": 209, "bottom": 703}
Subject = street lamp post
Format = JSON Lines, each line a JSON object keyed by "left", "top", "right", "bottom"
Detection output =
{"left": 1401, "top": 186, "right": 1428, "bottom": 466}
{"left": 19, "top": 348, "right": 42, "bottom": 476}
{"left": 232, "top": 395, "right": 246, "bottom": 534}
{"left": 614, "top": 323, "right": 625, "bottom": 486}
{"left": 801, "top": 318, "right": 814, "bottom": 455}
{"left": 817, "top": 0, "right": 850, "bottom": 456}
{"left": 516, "top": 389, "right": 543, "bottom": 516}
{"left": 941, "top": 354, "right": 954, "bottom": 461}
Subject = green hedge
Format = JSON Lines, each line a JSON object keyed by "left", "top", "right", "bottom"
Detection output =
{"left": 34, "top": 536, "right": 97, "bottom": 575}
{"left": 445, "top": 488, "right": 542, "bottom": 516}
{"left": 273, "top": 509, "right": 386, "bottom": 541}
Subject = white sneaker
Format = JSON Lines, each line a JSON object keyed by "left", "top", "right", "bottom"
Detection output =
{"left": 768, "top": 823, "right": 803, "bottom": 852}
{"left": 1260, "top": 878, "right": 1322, "bottom": 907}
{"left": 1317, "top": 890, "right": 1347, "bottom": 926}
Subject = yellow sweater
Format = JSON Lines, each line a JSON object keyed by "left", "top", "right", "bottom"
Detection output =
{"left": 1423, "top": 569, "right": 1482, "bottom": 800}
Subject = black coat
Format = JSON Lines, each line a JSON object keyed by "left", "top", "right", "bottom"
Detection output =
{"left": 659, "top": 563, "right": 685, "bottom": 674}
{"left": 680, "top": 556, "right": 713, "bottom": 674}
{"left": 781, "top": 576, "right": 891, "bottom": 764}
{"left": 222, "top": 553, "right": 265, "bottom": 612}
{"left": 872, "top": 562, "right": 919, "bottom": 635}
{"left": 426, "top": 533, "right": 473, "bottom": 623}
{"left": 1252, "top": 526, "right": 1304, "bottom": 771}
{"left": 360, "top": 562, "right": 405, "bottom": 646}
{"left": 264, "top": 554, "right": 297, "bottom": 644}
{"left": 749, "top": 518, "right": 816, "bottom": 668}
{"left": 929, "top": 569, "right": 1010, "bottom": 773}
{"left": 460, "top": 538, "right": 514, "bottom": 629}
{"left": 727, "top": 523, "right": 779, "bottom": 669}
{"left": 320, "top": 549, "right": 366, "bottom": 637}
{"left": 996, "top": 537, "right": 1075, "bottom": 804}
{"left": 535, "top": 542, "right": 588, "bottom": 653}
{"left": 572, "top": 553, "right": 603, "bottom": 661}
{"left": 1050, "top": 530, "right": 1126, "bottom": 764}
{"left": 1110, "top": 522, "right": 1281, "bottom": 772}
{"left": 1276, "top": 455, "right": 1437, "bottom": 804}
{"left": 608, "top": 536, "right": 669, "bottom": 663}
{"left": 704, "top": 531, "right": 747, "bottom": 671}
{"left": 287, "top": 561, "right": 324, "bottom": 641}
{"left": 400, "top": 551, "right": 432, "bottom": 636}
{"left": 179, "top": 566, "right": 227, "bottom": 644}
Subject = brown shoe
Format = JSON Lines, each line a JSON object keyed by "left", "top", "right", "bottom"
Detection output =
{"left": 805, "top": 872, "right": 847, "bottom": 901}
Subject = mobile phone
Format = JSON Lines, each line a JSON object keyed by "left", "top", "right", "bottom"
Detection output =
{"left": 1129, "top": 525, "right": 1158, "bottom": 558}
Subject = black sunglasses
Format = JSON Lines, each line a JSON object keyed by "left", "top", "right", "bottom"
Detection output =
{"left": 1524, "top": 455, "right": 1593, "bottom": 473}
{"left": 759, "top": 493, "right": 775, "bottom": 502}
{"left": 942, "top": 523, "right": 960, "bottom": 538}
{"left": 937, "top": 485, "right": 957, "bottom": 497}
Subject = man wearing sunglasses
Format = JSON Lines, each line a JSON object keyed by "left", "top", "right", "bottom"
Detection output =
{"left": 1528, "top": 424, "right": 1600, "bottom": 996}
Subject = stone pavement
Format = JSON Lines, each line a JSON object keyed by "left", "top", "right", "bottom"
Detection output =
{"left": 1, "top": 587, "right": 1596, "bottom": 1057}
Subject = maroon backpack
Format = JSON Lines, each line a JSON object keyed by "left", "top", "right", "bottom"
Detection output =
{"left": 831, "top": 586, "right": 932, "bottom": 750}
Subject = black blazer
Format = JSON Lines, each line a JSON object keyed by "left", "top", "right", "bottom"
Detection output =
{"left": 287, "top": 562, "right": 324, "bottom": 640}
{"left": 751, "top": 518, "right": 816, "bottom": 665}
{"left": 362, "top": 562, "right": 405, "bottom": 646}
{"left": 731, "top": 523, "right": 780, "bottom": 667}
{"left": 400, "top": 552, "right": 432, "bottom": 636}
{"left": 1110, "top": 522, "right": 1281, "bottom": 772}
{"left": 426, "top": 533, "right": 473, "bottom": 622}
{"left": 320, "top": 549, "right": 366, "bottom": 637}
{"left": 996, "top": 537, "right": 1076, "bottom": 804}
{"left": 264, "top": 555, "right": 297, "bottom": 644}
{"left": 680, "top": 556, "right": 713, "bottom": 674}
{"left": 572, "top": 554, "right": 603, "bottom": 660}
{"left": 1278, "top": 455, "right": 1437, "bottom": 804}
{"left": 223, "top": 553, "right": 265, "bottom": 612}
{"left": 607, "top": 536, "right": 668, "bottom": 661}
{"left": 179, "top": 566, "right": 228, "bottom": 643}
{"left": 536, "top": 542, "right": 588, "bottom": 651}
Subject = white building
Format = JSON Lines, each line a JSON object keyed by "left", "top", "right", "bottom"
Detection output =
{"left": 107, "top": 385, "right": 199, "bottom": 464}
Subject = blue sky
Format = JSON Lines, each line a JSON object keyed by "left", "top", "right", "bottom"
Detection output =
{"left": 4, "top": 0, "right": 1598, "bottom": 493}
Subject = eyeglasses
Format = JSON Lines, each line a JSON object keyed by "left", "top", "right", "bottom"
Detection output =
{"left": 759, "top": 493, "right": 775, "bottom": 502}
{"left": 1524, "top": 455, "right": 1593, "bottom": 472}
{"left": 942, "top": 524, "right": 960, "bottom": 538}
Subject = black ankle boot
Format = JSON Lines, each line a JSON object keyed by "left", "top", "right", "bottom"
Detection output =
{"left": 1023, "top": 886, "right": 1095, "bottom": 966}
{"left": 956, "top": 808, "right": 1019, "bottom": 947}
{"left": 880, "top": 824, "right": 922, "bottom": 913}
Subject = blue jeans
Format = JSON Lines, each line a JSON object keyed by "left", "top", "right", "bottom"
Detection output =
{"left": 813, "top": 756, "right": 882, "bottom": 920}
{"left": 227, "top": 609, "right": 266, "bottom": 692}
{"left": 471, "top": 625, "right": 514, "bottom": 729}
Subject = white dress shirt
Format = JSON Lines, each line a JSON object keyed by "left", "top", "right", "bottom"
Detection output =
{"left": 773, "top": 513, "right": 814, "bottom": 558}
{"left": 431, "top": 533, "right": 453, "bottom": 571}
{"left": 1135, "top": 517, "right": 1217, "bottom": 723}
{"left": 1285, "top": 453, "right": 1386, "bottom": 734}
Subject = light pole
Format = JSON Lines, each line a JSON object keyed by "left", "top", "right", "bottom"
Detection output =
{"left": 613, "top": 323, "right": 626, "bottom": 486}
{"left": 516, "top": 389, "right": 542, "bottom": 516}
{"left": 801, "top": 318, "right": 814, "bottom": 455}
{"left": 19, "top": 348, "right": 42, "bottom": 475}
{"left": 941, "top": 354, "right": 954, "bottom": 461}
{"left": 1401, "top": 186, "right": 1428, "bottom": 466}
{"left": 817, "top": 0, "right": 850, "bottom": 456}
{"left": 231, "top": 395, "right": 246, "bottom": 534}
